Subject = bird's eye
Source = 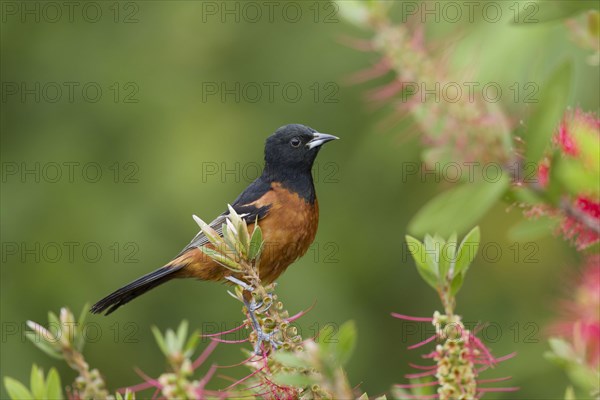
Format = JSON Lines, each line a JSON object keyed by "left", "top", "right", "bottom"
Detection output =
{"left": 290, "top": 137, "right": 301, "bottom": 148}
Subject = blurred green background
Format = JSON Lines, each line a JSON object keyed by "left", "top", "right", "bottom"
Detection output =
{"left": 1, "top": 1, "right": 598, "bottom": 399}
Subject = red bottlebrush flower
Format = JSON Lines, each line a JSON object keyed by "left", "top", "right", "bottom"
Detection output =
{"left": 554, "top": 108, "right": 600, "bottom": 157}
{"left": 555, "top": 120, "right": 579, "bottom": 156}
{"left": 551, "top": 254, "right": 600, "bottom": 368}
{"left": 393, "top": 312, "right": 518, "bottom": 399}
{"left": 528, "top": 109, "right": 599, "bottom": 250}
{"left": 578, "top": 196, "right": 600, "bottom": 219}
{"left": 559, "top": 196, "right": 600, "bottom": 250}
{"left": 537, "top": 160, "right": 550, "bottom": 188}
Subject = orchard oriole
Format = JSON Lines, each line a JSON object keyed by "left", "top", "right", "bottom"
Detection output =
{"left": 91, "top": 124, "right": 338, "bottom": 315}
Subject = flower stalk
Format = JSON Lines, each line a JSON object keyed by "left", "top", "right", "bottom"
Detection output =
{"left": 397, "top": 228, "right": 518, "bottom": 399}
{"left": 25, "top": 306, "right": 112, "bottom": 399}
{"left": 194, "top": 207, "right": 330, "bottom": 398}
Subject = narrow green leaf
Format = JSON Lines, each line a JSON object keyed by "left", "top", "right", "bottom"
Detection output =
{"left": 229, "top": 207, "right": 250, "bottom": 257}
{"left": 184, "top": 330, "right": 200, "bottom": 357}
{"left": 226, "top": 204, "right": 244, "bottom": 230}
{"left": 77, "top": 303, "right": 89, "bottom": 327}
{"left": 405, "top": 235, "right": 439, "bottom": 290}
{"left": 408, "top": 177, "right": 509, "bottom": 237}
{"left": 332, "top": 320, "right": 357, "bottom": 366}
{"left": 45, "top": 368, "right": 63, "bottom": 400}
{"left": 220, "top": 224, "right": 236, "bottom": 254}
{"left": 30, "top": 364, "right": 45, "bottom": 399}
{"left": 449, "top": 272, "right": 464, "bottom": 297}
{"left": 75, "top": 304, "right": 89, "bottom": 351}
{"left": 225, "top": 218, "right": 243, "bottom": 254}
{"left": 25, "top": 332, "right": 62, "bottom": 360}
{"left": 176, "top": 320, "right": 188, "bottom": 348}
{"left": 454, "top": 226, "right": 480, "bottom": 277}
{"left": 222, "top": 221, "right": 243, "bottom": 255}
{"left": 116, "top": 391, "right": 135, "bottom": 400}
{"left": 47, "top": 312, "right": 60, "bottom": 334}
{"left": 151, "top": 326, "right": 168, "bottom": 356}
{"left": 525, "top": 61, "right": 573, "bottom": 162}
{"left": 248, "top": 224, "right": 264, "bottom": 261}
{"left": 199, "top": 246, "right": 242, "bottom": 272}
{"left": 436, "top": 235, "right": 452, "bottom": 281}
{"left": 3, "top": 377, "right": 33, "bottom": 400}
{"left": 443, "top": 232, "right": 458, "bottom": 279}
{"left": 192, "top": 214, "right": 222, "bottom": 246}
{"left": 165, "top": 329, "right": 177, "bottom": 354}
{"left": 423, "top": 234, "right": 441, "bottom": 277}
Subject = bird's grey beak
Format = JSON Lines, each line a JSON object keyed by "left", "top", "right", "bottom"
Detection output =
{"left": 306, "top": 132, "right": 339, "bottom": 149}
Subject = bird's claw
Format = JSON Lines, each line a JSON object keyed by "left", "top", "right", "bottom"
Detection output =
{"left": 253, "top": 329, "right": 282, "bottom": 355}
{"left": 226, "top": 276, "right": 279, "bottom": 355}
{"left": 243, "top": 296, "right": 280, "bottom": 356}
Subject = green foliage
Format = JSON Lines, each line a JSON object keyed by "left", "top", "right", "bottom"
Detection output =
{"left": 25, "top": 305, "right": 88, "bottom": 361}
{"left": 405, "top": 227, "right": 481, "bottom": 312}
{"left": 3, "top": 1, "right": 599, "bottom": 398}
{"left": 194, "top": 206, "right": 265, "bottom": 273}
{"left": 151, "top": 320, "right": 200, "bottom": 367}
{"left": 271, "top": 323, "right": 357, "bottom": 399}
{"left": 453, "top": 227, "right": 480, "bottom": 278}
{"left": 404, "top": 235, "right": 438, "bottom": 290}
{"left": 524, "top": 61, "right": 573, "bottom": 163}
{"left": 554, "top": 122, "right": 600, "bottom": 198}
{"left": 322, "top": 320, "right": 357, "bottom": 367}
{"left": 248, "top": 222, "right": 263, "bottom": 261}
{"left": 408, "top": 178, "right": 508, "bottom": 237}
{"left": 546, "top": 338, "right": 600, "bottom": 396}
{"left": 4, "top": 365, "right": 63, "bottom": 400}
{"left": 18, "top": 306, "right": 113, "bottom": 399}
{"left": 115, "top": 391, "right": 136, "bottom": 400}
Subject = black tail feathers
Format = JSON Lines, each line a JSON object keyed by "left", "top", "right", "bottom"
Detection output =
{"left": 90, "top": 264, "right": 185, "bottom": 316}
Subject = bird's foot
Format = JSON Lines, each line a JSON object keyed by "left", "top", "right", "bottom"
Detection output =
{"left": 252, "top": 328, "right": 282, "bottom": 355}
{"left": 225, "top": 276, "right": 280, "bottom": 355}
{"left": 243, "top": 296, "right": 281, "bottom": 355}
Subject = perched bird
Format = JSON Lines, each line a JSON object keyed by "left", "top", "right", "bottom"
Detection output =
{"left": 91, "top": 124, "right": 338, "bottom": 315}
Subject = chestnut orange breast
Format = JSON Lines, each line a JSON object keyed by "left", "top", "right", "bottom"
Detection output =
{"left": 249, "top": 182, "right": 319, "bottom": 283}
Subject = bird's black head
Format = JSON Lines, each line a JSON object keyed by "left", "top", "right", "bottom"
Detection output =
{"left": 264, "top": 124, "right": 338, "bottom": 173}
